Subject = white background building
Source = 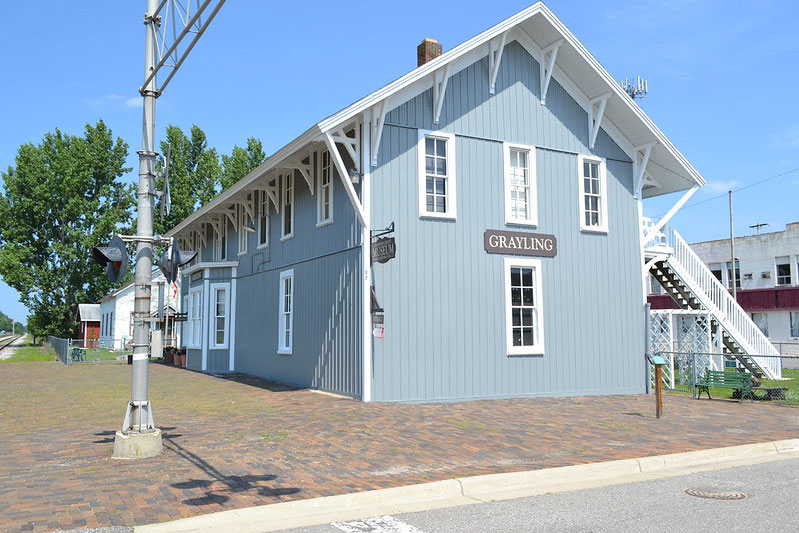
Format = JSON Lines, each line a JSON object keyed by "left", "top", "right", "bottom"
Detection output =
{"left": 99, "top": 269, "right": 181, "bottom": 350}
{"left": 685, "top": 223, "right": 799, "bottom": 354}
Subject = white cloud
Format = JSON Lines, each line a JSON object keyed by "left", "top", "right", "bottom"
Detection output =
{"left": 704, "top": 180, "right": 740, "bottom": 193}
{"left": 124, "top": 97, "right": 142, "bottom": 108}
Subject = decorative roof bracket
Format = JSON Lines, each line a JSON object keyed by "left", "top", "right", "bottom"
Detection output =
{"left": 588, "top": 92, "right": 611, "bottom": 150}
{"left": 433, "top": 63, "right": 452, "bottom": 124}
{"left": 539, "top": 38, "right": 564, "bottom": 105}
{"left": 633, "top": 141, "right": 657, "bottom": 198}
{"left": 370, "top": 99, "right": 389, "bottom": 166}
{"left": 323, "top": 131, "right": 366, "bottom": 226}
{"left": 488, "top": 31, "right": 508, "bottom": 95}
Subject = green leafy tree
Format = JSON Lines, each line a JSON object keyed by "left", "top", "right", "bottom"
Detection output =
{"left": 220, "top": 137, "right": 266, "bottom": 191}
{"left": 155, "top": 125, "right": 222, "bottom": 234}
{"left": 0, "top": 310, "right": 25, "bottom": 333}
{"left": 0, "top": 120, "right": 133, "bottom": 339}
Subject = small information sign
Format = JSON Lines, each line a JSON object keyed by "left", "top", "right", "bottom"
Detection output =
{"left": 371, "top": 237, "right": 396, "bottom": 264}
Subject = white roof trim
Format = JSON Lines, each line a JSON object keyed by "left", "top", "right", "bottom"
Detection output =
{"left": 169, "top": 1, "right": 705, "bottom": 236}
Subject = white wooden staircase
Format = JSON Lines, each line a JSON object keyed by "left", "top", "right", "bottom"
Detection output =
{"left": 645, "top": 225, "right": 781, "bottom": 380}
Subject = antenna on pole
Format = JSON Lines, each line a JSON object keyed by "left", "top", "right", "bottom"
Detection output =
{"left": 749, "top": 223, "right": 769, "bottom": 235}
{"left": 621, "top": 76, "right": 649, "bottom": 101}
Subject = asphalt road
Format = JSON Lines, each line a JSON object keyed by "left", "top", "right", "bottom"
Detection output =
{"left": 292, "top": 457, "right": 799, "bottom": 532}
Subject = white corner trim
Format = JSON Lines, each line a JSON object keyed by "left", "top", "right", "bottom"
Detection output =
{"left": 417, "top": 130, "right": 457, "bottom": 220}
{"left": 503, "top": 142, "right": 538, "bottom": 227}
{"left": 504, "top": 257, "right": 545, "bottom": 356}
{"left": 201, "top": 275, "right": 210, "bottom": 371}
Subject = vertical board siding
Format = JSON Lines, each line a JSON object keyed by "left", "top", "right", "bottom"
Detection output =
{"left": 179, "top": 157, "right": 363, "bottom": 397}
{"left": 370, "top": 39, "right": 643, "bottom": 402}
{"left": 230, "top": 164, "right": 362, "bottom": 397}
{"left": 234, "top": 247, "right": 362, "bottom": 397}
{"left": 386, "top": 41, "right": 629, "bottom": 163}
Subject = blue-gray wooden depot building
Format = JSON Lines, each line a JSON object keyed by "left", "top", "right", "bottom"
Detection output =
{"left": 168, "top": 3, "right": 708, "bottom": 402}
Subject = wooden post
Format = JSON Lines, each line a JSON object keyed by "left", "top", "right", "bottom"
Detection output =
{"left": 655, "top": 364, "right": 663, "bottom": 419}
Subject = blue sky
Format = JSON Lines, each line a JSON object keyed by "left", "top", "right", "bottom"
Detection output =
{"left": 1, "top": 0, "right": 797, "bottom": 324}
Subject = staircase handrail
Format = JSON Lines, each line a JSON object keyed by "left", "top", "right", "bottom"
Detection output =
{"left": 667, "top": 228, "right": 781, "bottom": 379}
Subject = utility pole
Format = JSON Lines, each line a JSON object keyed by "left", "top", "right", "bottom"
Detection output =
{"left": 729, "top": 191, "right": 737, "bottom": 300}
{"left": 107, "top": 0, "right": 226, "bottom": 459}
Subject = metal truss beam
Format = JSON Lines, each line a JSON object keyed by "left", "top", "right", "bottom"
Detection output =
{"left": 141, "top": 0, "right": 227, "bottom": 96}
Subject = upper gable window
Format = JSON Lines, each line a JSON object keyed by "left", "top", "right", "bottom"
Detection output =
{"left": 578, "top": 155, "right": 607, "bottom": 233}
{"left": 317, "top": 151, "right": 333, "bottom": 226}
{"left": 504, "top": 143, "right": 537, "bottom": 226}
{"left": 238, "top": 197, "right": 251, "bottom": 256}
{"left": 282, "top": 172, "right": 294, "bottom": 240}
{"left": 418, "top": 131, "right": 456, "bottom": 219}
{"left": 213, "top": 219, "right": 227, "bottom": 261}
{"left": 257, "top": 190, "right": 269, "bottom": 249}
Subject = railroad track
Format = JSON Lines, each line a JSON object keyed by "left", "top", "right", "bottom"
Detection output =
{"left": 0, "top": 334, "right": 22, "bottom": 353}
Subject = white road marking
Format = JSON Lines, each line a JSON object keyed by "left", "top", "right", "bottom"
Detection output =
{"left": 331, "top": 515, "right": 426, "bottom": 533}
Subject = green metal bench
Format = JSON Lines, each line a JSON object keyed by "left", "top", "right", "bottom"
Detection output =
{"left": 695, "top": 370, "right": 754, "bottom": 402}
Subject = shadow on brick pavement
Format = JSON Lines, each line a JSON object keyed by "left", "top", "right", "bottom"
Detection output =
{"left": 1, "top": 361, "right": 797, "bottom": 532}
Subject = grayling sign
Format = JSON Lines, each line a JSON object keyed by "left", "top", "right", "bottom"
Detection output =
{"left": 484, "top": 230, "right": 557, "bottom": 257}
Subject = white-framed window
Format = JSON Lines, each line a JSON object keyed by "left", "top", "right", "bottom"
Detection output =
{"left": 649, "top": 274, "right": 662, "bottom": 295}
{"left": 418, "top": 130, "right": 457, "bottom": 219}
{"left": 791, "top": 311, "right": 799, "bottom": 338}
{"left": 503, "top": 142, "right": 537, "bottom": 226}
{"left": 317, "top": 151, "right": 334, "bottom": 226}
{"left": 257, "top": 190, "right": 269, "bottom": 248}
{"left": 751, "top": 312, "right": 769, "bottom": 337}
{"left": 578, "top": 154, "right": 607, "bottom": 233}
{"left": 278, "top": 269, "right": 294, "bottom": 354}
{"left": 188, "top": 288, "right": 203, "bottom": 348}
{"left": 504, "top": 257, "right": 544, "bottom": 355}
{"left": 213, "top": 219, "right": 227, "bottom": 261}
{"left": 209, "top": 284, "right": 229, "bottom": 349}
{"left": 181, "top": 295, "right": 188, "bottom": 347}
{"left": 776, "top": 257, "right": 791, "bottom": 286}
{"left": 282, "top": 172, "right": 294, "bottom": 240}
{"left": 726, "top": 260, "right": 741, "bottom": 290}
{"left": 238, "top": 198, "right": 250, "bottom": 256}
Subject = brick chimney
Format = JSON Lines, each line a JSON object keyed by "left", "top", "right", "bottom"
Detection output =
{"left": 417, "top": 38, "right": 442, "bottom": 67}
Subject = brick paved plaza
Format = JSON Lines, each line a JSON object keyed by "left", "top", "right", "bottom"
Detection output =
{"left": 1, "top": 361, "right": 798, "bottom": 532}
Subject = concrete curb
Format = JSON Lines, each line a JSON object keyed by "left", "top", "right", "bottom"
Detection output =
{"left": 136, "top": 439, "right": 799, "bottom": 533}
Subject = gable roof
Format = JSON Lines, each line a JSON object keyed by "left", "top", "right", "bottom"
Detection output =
{"left": 78, "top": 304, "right": 100, "bottom": 322}
{"left": 99, "top": 268, "right": 167, "bottom": 303}
{"left": 168, "top": 2, "right": 705, "bottom": 238}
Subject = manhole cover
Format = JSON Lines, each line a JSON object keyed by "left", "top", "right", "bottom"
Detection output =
{"left": 684, "top": 488, "right": 747, "bottom": 500}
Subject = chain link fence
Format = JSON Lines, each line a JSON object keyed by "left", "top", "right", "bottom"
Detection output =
{"left": 652, "top": 350, "right": 799, "bottom": 405}
{"left": 48, "top": 336, "right": 133, "bottom": 365}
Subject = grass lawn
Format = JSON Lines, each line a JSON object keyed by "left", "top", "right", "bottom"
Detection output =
{"left": 666, "top": 368, "right": 799, "bottom": 405}
{"left": 1, "top": 344, "right": 57, "bottom": 362}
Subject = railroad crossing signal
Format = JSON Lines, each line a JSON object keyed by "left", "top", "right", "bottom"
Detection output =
{"left": 158, "top": 241, "right": 196, "bottom": 284}
{"left": 91, "top": 235, "right": 129, "bottom": 283}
